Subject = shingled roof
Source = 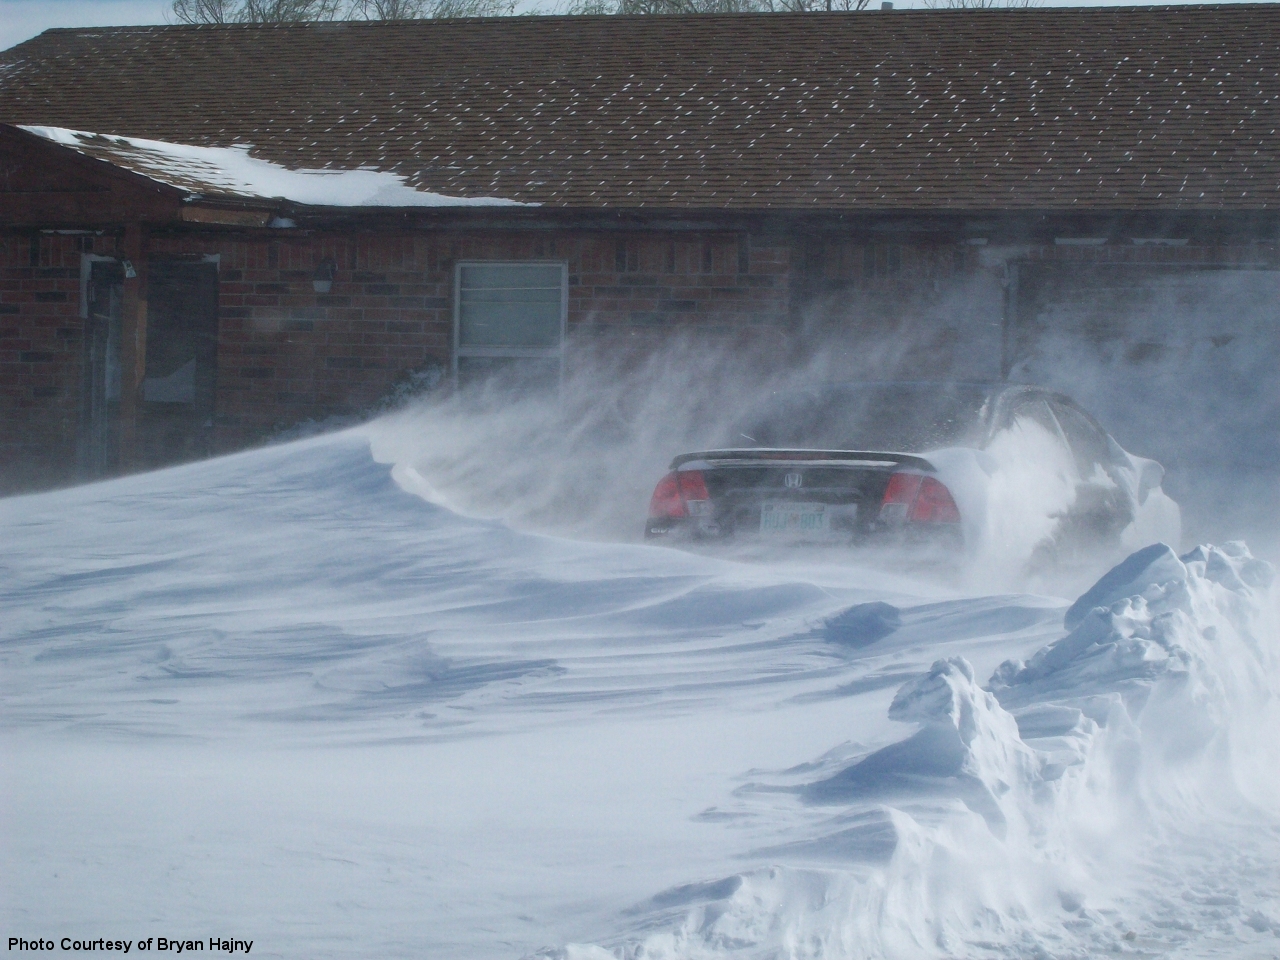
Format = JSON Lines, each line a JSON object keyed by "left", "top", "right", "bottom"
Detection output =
{"left": 1, "top": 6, "right": 1277, "bottom": 211}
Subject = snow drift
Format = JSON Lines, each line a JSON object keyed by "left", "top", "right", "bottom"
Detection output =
{"left": 2, "top": 431, "right": 1276, "bottom": 959}
{"left": 557, "top": 542, "right": 1279, "bottom": 959}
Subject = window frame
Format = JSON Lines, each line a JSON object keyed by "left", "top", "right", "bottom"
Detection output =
{"left": 452, "top": 260, "right": 568, "bottom": 383}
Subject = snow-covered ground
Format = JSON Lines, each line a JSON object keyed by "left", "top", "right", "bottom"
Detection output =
{"left": 2, "top": 427, "right": 1278, "bottom": 959}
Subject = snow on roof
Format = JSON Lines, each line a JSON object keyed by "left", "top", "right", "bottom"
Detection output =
{"left": 5, "top": 11, "right": 1279, "bottom": 210}
{"left": 20, "top": 125, "right": 530, "bottom": 208}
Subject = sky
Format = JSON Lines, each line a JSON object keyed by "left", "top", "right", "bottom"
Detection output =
{"left": 3, "top": 0, "right": 1278, "bottom": 52}
{"left": 2, "top": 1, "right": 172, "bottom": 51}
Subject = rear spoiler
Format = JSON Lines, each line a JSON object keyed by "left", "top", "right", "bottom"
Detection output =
{"left": 669, "top": 449, "right": 937, "bottom": 472}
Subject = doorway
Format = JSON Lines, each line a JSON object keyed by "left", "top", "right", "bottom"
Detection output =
{"left": 79, "top": 259, "right": 124, "bottom": 478}
{"left": 136, "top": 260, "right": 219, "bottom": 469}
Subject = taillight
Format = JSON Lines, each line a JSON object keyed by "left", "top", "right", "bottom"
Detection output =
{"left": 910, "top": 476, "right": 961, "bottom": 523}
{"left": 648, "top": 469, "right": 710, "bottom": 519}
{"left": 678, "top": 470, "right": 709, "bottom": 502}
{"left": 650, "top": 472, "right": 685, "bottom": 518}
{"left": 879, "top": 472, "right": 960, "bottom": 525}
{"left": 881, "top": 473, "right": 923, "bottom": 512}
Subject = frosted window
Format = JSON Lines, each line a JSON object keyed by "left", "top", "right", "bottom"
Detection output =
{"left": 458, "top": 265, "right": 563, "bottom": 349}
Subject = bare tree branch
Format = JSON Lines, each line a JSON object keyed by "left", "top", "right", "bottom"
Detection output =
{"left": 348, "top": 0, "right": 424, "bottom": 16}
{"left": 920, "top": 0, "right": 1037, "bottom": 8}
{"left": 556, "top": 0, "right": 869, "bottom": 12}
{"left": 761, "top": 0, "right": 870, "bottom": 11}
{"left": 172, "top": 0, "right": 241, "bottom": 23}
{"left": 174, "top": 0, "right": 876, "bottom": 22}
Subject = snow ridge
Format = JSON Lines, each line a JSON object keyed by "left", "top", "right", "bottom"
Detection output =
{"left": 565, "top": 542, "right": 1279, "bottom": 959}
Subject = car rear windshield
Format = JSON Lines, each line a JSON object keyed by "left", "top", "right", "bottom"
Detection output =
{"left": 729, "top": 382, "right": 991, "bottom": 452}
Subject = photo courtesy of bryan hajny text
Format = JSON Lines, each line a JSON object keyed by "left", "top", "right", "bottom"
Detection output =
{"left": 8, "top": 940, "right": 252, "bottom": 955}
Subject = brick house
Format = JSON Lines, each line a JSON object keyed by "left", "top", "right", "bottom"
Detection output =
{"left": 1, "top": 7, "right": 1277, "bottom": 493}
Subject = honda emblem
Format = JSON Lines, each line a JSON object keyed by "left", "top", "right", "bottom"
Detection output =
{"left": 784, "top": 471, "right": 803, "bottom": 489}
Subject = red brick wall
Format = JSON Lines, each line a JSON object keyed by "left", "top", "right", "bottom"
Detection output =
{"left": 3, "top": 225, "right": 1273, "bottom": 494}
{"left": 0, "top": 233, "right": 91, "bottom": 493}
{"left": 0, "top": 227, "right": 795, "bottom": 494}
{"left": 148, "top": 229, "right": 795, "bottom": 450}
{"left": 569, "top": 232, "right": 790, "bottom": 332}
{"left": 144, "top": 233, "right": 450, "bottom": 450}
{"left": 1024, "top": 240, "right": 1280, "bottom": 268}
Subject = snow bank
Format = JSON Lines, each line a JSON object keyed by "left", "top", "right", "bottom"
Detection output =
{"left": 20, "top": 125, "right": 529, "bottom": 207}
{"left": 803, "top": 659, "right": 1039, "bottom": 840}
{"left": 573, "top": 542, "right": 1279, "bottom": 959}
{"left": 3, "top": 432, "right": 1055, "bottom": 958}
{"left": 994, "top": 541, "right": 1276, "bottom": 716}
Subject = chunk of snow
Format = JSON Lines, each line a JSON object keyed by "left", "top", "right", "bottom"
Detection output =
{"left": 822, "top": 601, "right": 901, "bottom": 647}
{"left": 996, "top": 542, "right": 1276, "bottom": 713}
{"left": 1062, "top": 541, "right": 1186, "bottom": 630}
{"left": 806, "top": 656, "right": 1040, "bottom": 835}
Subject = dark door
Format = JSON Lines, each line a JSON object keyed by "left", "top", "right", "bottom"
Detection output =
{"left": 79, "top": 260, "right": 124, "bottom": 478}
{"left": 137, "top": 261, "right": 219, "bottom": 469}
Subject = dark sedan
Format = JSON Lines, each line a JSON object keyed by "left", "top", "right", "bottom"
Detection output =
{"left": 644, "top": 382, "right": 1180, "bottom": 560}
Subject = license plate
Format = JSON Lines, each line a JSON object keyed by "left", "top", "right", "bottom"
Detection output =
{"left": 759, "top": 501, "right": 835, "bottom": 539}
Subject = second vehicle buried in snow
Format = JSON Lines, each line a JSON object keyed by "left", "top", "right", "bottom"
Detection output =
{"left": 645, "top": 382, "right": 1180, "bottom": 563}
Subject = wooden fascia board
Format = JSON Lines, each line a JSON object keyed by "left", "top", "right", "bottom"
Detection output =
{"left": 180, "top": 203, "right": 275, "bottom": 227}
{"left": 265, "top": 204, "right": 1280, "bottom": 242}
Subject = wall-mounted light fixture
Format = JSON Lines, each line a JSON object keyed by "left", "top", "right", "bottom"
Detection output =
{"left": 313, "top": 259, "right": 336, "bottom": 294}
